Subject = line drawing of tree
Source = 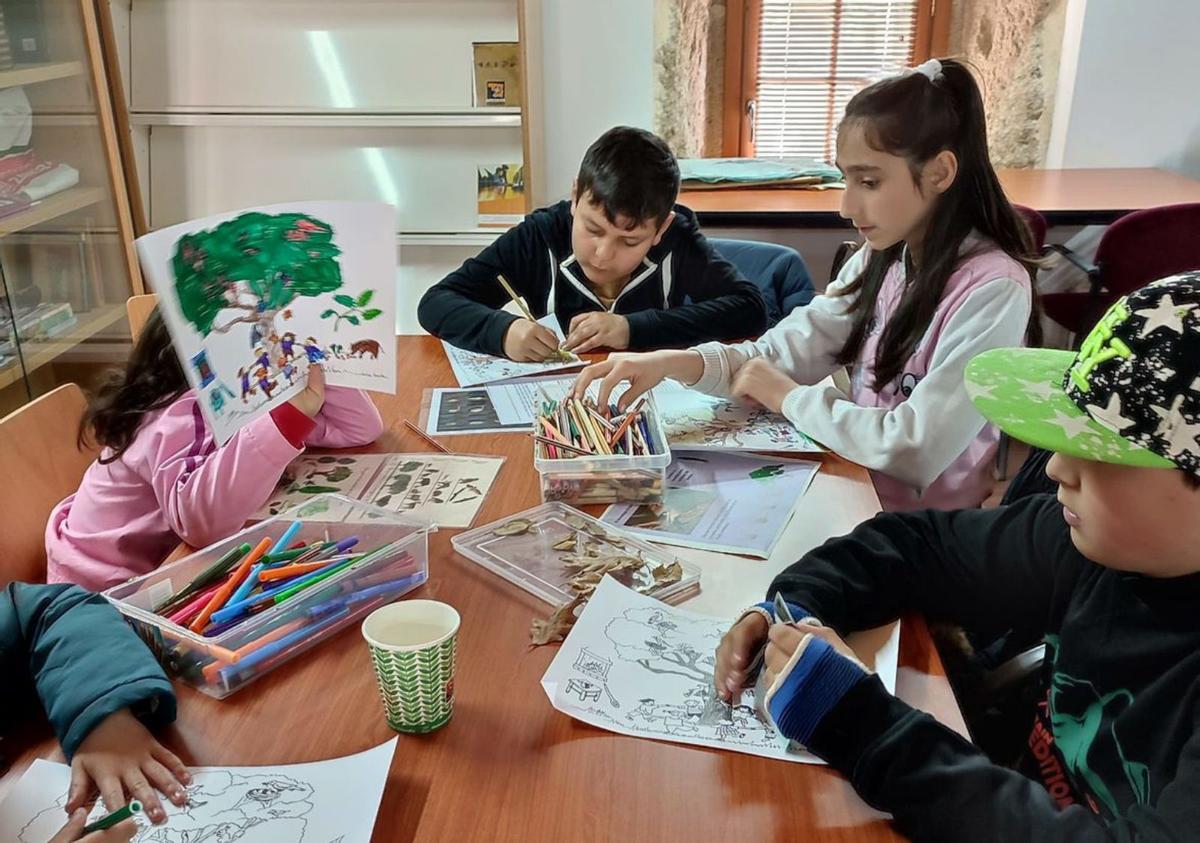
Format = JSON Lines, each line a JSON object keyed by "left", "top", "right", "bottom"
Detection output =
{"left": 172, "top": 212, "right": 343, "bottom": 365}
{"left": 604, "top": 608, "right": 719, "bottom": 684}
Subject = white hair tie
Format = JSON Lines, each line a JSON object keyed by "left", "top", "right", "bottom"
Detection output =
{"left": 913, "top": 59, "right": 944, "bottom": 83}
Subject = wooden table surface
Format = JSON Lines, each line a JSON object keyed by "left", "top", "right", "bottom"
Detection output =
{"left": 682, "top": 166, "right": 1200, "bottom": 228}
{"left": 2, "top": 337, "right": 967, "bottom": 842}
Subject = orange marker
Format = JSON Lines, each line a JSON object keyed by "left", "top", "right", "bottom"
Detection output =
{"left": 258, "top": 558, "right": 348, "bottom": 582}
{"left": 189, "top": 537, "right": 272, "bottom": 633}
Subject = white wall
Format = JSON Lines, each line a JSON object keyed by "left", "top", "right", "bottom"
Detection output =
{"left": 1047, "top": 0, "right": 1200, "bottom": 176}
{"left": 537, "top": 1, "right": 655, "bottom": 205}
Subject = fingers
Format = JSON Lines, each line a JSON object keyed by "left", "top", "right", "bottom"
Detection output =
{"left": 614, "top": 378, "right": 652, "bottom": 413}
{"left": 87, "top": 819, "right": 138, "bottom": 843}
{"left": 49, "top": 808, "right": 89, "bottom": 843}
{"left": 151, "top": 743, "right": 192, "bottom": 791}
{"left": 66, "top": 763, "right": 93, "bottom": 814}
{"left": 124, "top": 772, "right": 165, "bottom": 824}
{"left": 530, "top": 327, "right": 561, "bottom": 359}
{"left": 96, "top": 774, "right": 127, "bottom": 821}
{"left": 143, "top": 757, "right": 188, "bottom": 809}
{"left": 572, "top": 361, "right": 612, "bottom": 399}
{"left": 596, "top": 366, "right": 632, "bottom": 412}
{"left": 570, "top": 330, "right": 605, "bottom": 354}
{"left": 564, "top": 316, "right": 596, "bottom": 351}
{"left": 568, "top": 313, "right": 585, "bottom": 333}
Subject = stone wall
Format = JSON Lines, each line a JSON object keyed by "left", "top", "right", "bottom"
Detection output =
{"left": 948, "top": 0, "right": 1067, "bottom": 167}
{"left": 652, "top": 0, "right": 726, "bottom": 158}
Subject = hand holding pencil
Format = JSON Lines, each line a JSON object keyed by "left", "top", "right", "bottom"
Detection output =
{"left": 496, "top": 274, "right": 570, "bottom": 363}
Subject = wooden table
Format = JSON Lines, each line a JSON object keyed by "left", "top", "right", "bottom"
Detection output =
{"left": 682, "top": 167, "right": 1200, "bottom": 228}
{"left": 2, "top": 337, "right": 966, "bottom": 842}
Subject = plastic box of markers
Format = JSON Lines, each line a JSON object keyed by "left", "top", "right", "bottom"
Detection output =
{"left": 102, "top": 494, "right": 432, "bottom": 699}
{"left": 532, "top": 392, "right": 672, "bottom": 507}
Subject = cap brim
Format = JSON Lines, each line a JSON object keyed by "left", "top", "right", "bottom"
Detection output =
{"left": 965, "top": 348, "right": 1175, "bottom": 469}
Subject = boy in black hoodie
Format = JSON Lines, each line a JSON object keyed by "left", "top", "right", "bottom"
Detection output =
{"left": 715, "top": 272, "right": 1200, "bottom": 841}
{"left": 418, "top": 126, "right": 767, "bottom": 361}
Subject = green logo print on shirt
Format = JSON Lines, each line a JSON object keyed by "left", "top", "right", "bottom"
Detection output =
{"left": 1044, "top": 635, "right": 1152, "bottom": 818}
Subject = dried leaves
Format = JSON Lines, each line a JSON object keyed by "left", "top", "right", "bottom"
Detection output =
{"left": 493, "top": 518, "right": 532, "bottom": 536}
{"left": 530, "top": 596, "right": 585, "bottom": 645}
{"left": 528, "top": 514, "right": 686, "bottom": 646}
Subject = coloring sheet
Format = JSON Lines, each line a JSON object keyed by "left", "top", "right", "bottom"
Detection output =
{"left": 137, "top": 201, "right": 397, "bottom": 444}
{"left": 600, "top": 452, "right": 819, "bottom": 558}
{"left": 442, "top": 314, "right": 582, "bottom": 387}
{"left": 0, "top": 738, "right": 397, "bottom": 843}
{"left": 651, "top": 379, "right": 823, "bottom": 453}
{"left": 542, "top": 578, "right": 898, "bottom": 764}
{"left": 423, "top": 375, "right": 575, "bottom": 436}
{"left": 254, "top": 453, "right": 504, "bottom": 528}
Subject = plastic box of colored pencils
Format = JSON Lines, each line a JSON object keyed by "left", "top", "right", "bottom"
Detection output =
{"left": 101, "top": 494, "right": 433, "bottom": 699}
{"left": 532, "top": 389, "right": 670, "bottom": 506}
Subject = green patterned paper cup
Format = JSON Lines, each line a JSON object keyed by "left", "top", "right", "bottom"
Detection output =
{"left": 362, "top": 601, "right": 460, "bottom": 734}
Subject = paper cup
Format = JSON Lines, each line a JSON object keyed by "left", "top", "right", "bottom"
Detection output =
{"left": 362, "top": 600, "right": 460, "bottom": 734}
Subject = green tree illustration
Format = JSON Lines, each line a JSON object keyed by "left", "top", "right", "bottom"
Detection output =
{"left": 172, "top": 212, "right": 343, "bottom": 343}
{"left": 320, "top": 288, "right": 384, "bottom": 331}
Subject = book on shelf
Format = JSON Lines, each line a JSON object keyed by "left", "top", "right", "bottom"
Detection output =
{"left": 0, "top": 0, "right": 49, "bottom": 65}
{"left": 472, "top": 42, "right": 521, "bottom": 107}
{"left": 477, "top": 162, "right": 524, "bottom": 228}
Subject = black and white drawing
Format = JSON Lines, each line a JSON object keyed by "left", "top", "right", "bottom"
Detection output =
{"left": 0, "top": 741, "right": 397, "bottom": 843}
{"left": 542, "top": 579, "right": 900, "bottom": 764}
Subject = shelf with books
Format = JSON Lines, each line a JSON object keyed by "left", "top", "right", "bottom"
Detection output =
{"left": 0, "top": 186, "right": 107, "bottom": 238}
{"left": 0, "top": 302, "right": 125, "bottom": 391}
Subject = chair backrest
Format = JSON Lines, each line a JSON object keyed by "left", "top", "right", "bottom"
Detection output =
{"left": 709, "top": 238, "right": 815, "bottom": 326}
{"left": 1096, "top": 203, "right": 1200, "bottom": 296}
{"left": 127, "top": 293, "right": 158, "bottom": 342}
{"left": 1013, "top": 204, "right": 1047, "bottom": 251}
{"left": 0, "top": 384, "right": 97, "bottom": 584}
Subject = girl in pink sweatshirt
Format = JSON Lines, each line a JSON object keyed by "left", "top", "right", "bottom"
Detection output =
{"left": 46, "top": 308, "right": 384, "bottom": 591}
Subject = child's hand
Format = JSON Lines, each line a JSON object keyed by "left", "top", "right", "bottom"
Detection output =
{"left": 49, "top": 808, "right": 136, "bottom": 842}
{"left": 288, "top": 364, "right": 326, "bottom": 419}
{"left": 572, "top": 350, "right": 703, "bottom": 412}
{"left": 564, "top": 312, "right": 630, "bottom": 353}
{"left": 763, "top": 623, "right": 861, "bottom": 687}
{"left": 714, "top": 612, "right": 770, "bottom": 704}
{"left": 730, "top": 358, "right": 799, "bottom": 414}
{"left": 503, "top": 320, "right": 561, "bottom": 362}
{"left": 66, "top": 709, "right": 190, "bottom": 826}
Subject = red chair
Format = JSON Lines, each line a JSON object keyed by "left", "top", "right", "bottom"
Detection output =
{"left": 1041, "top": 202, "right": 1200, "bottom": 341}
{"left": 1014, "top": 204, "right": 1047, "bottom": 252}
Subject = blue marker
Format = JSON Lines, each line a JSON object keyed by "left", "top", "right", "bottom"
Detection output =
{"left": 324, "top": 573, "right": 425, "bottom": 612}
{"left": 269, "top": 521, "right": 303, "bottom": 555}
{"left": 218, "top": 607, "right": 350, "bottom": 684}
{"left": 228, "top": 562, "right": 265, "bottom": 605}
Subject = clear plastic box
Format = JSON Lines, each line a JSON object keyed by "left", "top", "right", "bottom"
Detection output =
{"left": 452, "top": 502, "right": 699, "bottom": 606}
{"left": 533, "top": 393, "right": 671, "bottom": 506}
{"left": 102, "top": 494, "right": 432, "bottom": 699}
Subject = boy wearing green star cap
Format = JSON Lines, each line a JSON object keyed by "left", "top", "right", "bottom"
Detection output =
{"left": 711, "top": 271, "right": 1200, "bottom": 840}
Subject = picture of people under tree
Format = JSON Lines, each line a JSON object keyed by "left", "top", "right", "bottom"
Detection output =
{"left": 137, "top": 200, "right": 397, "bottom": 445}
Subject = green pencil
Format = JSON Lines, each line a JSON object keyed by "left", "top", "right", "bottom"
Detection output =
{"left": 83, "top": 799, "right": 142, "bottom": 833}
{"left": 155, "top": 543, "right": 251, "bottom": 614}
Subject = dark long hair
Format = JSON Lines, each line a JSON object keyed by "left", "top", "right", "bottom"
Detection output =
{"left": 80, "top": 307, "right": 188, "bottom": 462}
{"left": 834, "top": 58, "right": 1042, "bottom": 391}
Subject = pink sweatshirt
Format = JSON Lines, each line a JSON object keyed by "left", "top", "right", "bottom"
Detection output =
{"left": 46, "top": 386, "right": 384, "bottom": 591}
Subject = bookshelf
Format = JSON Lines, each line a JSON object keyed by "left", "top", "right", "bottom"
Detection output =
{"left": 0, "top": 2, "right": 143, "bottom": 416}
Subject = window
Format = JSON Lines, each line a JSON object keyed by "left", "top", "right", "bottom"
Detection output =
{"left": 724, "top": 0, "right": 949, "bottom": 161}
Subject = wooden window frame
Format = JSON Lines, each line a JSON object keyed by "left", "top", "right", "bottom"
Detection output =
{"left": 722, "top": 0, "right": 952, "bottom": 157}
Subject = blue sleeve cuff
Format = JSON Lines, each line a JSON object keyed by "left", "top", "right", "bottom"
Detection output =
{"left": 766, "top": 636, "right": 867, "bottom": 746}
{"left": 754, "top": 599, "right": 813, "bottom": 623}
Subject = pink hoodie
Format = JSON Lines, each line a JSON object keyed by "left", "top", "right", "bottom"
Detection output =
{"left": 46, "top": 386, "right": 384, "bottom": 591}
